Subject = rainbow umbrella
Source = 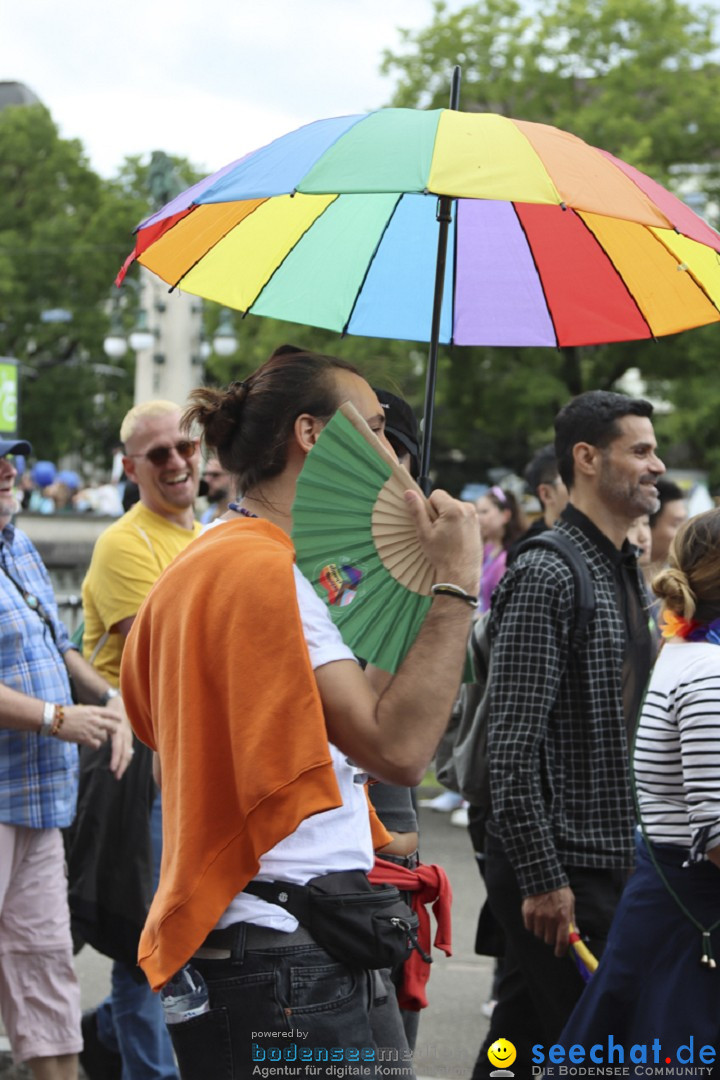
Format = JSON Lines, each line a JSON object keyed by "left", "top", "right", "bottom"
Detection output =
{"left": 118, "top": 76, "right": 720, "bottom": 484}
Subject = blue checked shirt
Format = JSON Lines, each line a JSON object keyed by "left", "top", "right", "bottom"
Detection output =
{"left": 0, "top": 523, "right": 78, "bottom": 828}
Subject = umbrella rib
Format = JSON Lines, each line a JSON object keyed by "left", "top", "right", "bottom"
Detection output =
{"left": 510, "top": 203, "right": 559, "bottom": 349}
{"left": 449, "top": 198, "right": 458, "bottom": 347}
{"left": 167, "top": 200, "right": 269, "bottom": 295}
{"left": 650, "top": 229, "right": 720, "bottom": 318}
{"left": 340, "top": 195, "right": 403, "bottom": 337}
{"left": 243, "top": 196, "right": 341, "bottom": 316}
{"left": 576, "top": 213, "right": 655, "bottom": 340}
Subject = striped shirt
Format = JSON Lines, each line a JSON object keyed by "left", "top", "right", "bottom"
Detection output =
{"left": 634, "top": 641, "right": 720, "bottom": 860}
{"left": 0, "top": 524, "right": 78, "bottom": 829}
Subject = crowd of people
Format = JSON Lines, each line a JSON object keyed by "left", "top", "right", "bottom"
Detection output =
{"left": 13, "top": 445, "right": 233, "bottom": 523}
{"left": 0, "top": 348, "right": 717, "bottom": 1080}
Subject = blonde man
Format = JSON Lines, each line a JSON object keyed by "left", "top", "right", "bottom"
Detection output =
{"left": 76, "top": 402, "right": 201, "bottom": 1080}
{"left": 83, "top": 401, "right": 201, "bottom": 682}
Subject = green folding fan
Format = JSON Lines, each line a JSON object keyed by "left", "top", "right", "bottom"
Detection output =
{"left": 292, "top": 402, "right": 435, "bottom": 673}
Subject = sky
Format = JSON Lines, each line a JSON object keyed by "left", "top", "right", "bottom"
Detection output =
{"left": 1, "top": 0, "right": 463, "bottom": 179}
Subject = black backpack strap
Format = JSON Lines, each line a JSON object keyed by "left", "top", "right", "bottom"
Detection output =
{"left": 469, "top": 610, "right": 491, "bottom": 677}
{"left": 514, "top": 530, "right": 595, "bottom": 648}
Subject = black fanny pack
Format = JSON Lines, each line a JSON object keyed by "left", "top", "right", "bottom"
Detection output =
{"left": 244, "top": 870, "right": 427, "bottom": 970}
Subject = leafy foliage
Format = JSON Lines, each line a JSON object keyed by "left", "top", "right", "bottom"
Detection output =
{"left": 5, "top": 2, "right": 720, "bottom": 490}
{"left": 379, "top": 0, "right": 720, "bottom": 489}
{"left": 0, "top": 105, "right": 205, "bottom": 471}
{"left": 0, "top": 104, "right": 146, "bottom": 465}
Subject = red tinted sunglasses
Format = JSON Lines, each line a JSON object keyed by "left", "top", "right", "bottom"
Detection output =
{"left": 128, "top": 439, "right": 198, "bottom": 466}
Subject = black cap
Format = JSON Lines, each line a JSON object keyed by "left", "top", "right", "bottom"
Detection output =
{"left": 374, "top": 388, "right": 420, "bottom": 479}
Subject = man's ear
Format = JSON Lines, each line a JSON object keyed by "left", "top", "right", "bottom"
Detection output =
{"left": 121, "top": 455, "right": 138, "bottom": 483}
{"left": 293, "top": 414, "right": 325, "bottom": 455}
{"left": 572, "top": 441, "right": 599, "bottom": 479}
{"left": 537, "top": 481, "right": 551, "bottom": 509}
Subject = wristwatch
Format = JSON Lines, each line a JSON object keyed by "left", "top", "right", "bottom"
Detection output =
{"left": 99, "top": 687, "right": 121, "bottom": 706}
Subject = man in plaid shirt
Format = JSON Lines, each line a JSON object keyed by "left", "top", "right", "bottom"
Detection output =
{"left": 473, "top": 391, "right": 664, "bottom": 1079}
{"left": 0, "top": 437, "right": 133, "bottom": 1079}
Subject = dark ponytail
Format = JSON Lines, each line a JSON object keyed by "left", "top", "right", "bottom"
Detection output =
{"left": 183, "top": 346, "right": 359, "bottom": 492}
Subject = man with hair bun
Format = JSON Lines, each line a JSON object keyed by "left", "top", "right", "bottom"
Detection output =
{"left": 120, "top": 347, "right": 482, "bottom": 1078}
{"left": 76, "top": 401, "right": 202, "bottom": 1080}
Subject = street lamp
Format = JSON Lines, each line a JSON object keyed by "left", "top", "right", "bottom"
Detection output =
{"left": 213, "top": 308, "right": 238, "bottom": 357}
{"left": 103, "top": 276, "right": 159, "bottom": 360}
{"left": 127, "top": 308, "right": 156, "bottom": 353}
{"left": 102, "top": 271, "right": 226, "bottom": 404}
{"left": 103, "top": 302, "right": 128, "bottom": 359}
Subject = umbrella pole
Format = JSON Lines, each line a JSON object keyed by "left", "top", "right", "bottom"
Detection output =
{"left": 418, "top": 65, "right": 462, "bottom": 497}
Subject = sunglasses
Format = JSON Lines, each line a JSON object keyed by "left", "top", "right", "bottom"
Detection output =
{"left": 128, "top": 439, "right": 198, "bottom": 467}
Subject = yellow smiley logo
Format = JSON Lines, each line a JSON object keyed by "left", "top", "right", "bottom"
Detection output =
{"left": 488, "top": 1038, "right": 517, "bottom": 1069}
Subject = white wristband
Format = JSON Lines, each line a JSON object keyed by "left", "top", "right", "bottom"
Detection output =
{"left": 431, "top": 582, "right": 479, "bottom": 608}
{"left": 39, "top": 701, "right": 55, "bottom": 737}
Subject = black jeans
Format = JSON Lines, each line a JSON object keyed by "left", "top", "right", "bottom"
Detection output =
{"left": 167, "top": 927, "right": 414, "bottom": 1079}
{"left": 471, "top": 837, "right": 627, "bottom": 1080}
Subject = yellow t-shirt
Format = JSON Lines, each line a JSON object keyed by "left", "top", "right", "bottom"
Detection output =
{"left": 81, "top": 501, "right": 202, "bottom": 686}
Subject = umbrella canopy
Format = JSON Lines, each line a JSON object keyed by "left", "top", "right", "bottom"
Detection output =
{"left": 121, "top": 107, "right": 720, "bottom": 349}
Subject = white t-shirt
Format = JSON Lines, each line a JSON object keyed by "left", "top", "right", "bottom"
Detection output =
{"left": 217, "top": 563, "right": 372, "bottom": 931}
{"left": 634, "top": 640, "right": 720, "bottom": 858}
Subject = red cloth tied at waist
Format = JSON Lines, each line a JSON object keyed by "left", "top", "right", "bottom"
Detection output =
{"left": 369, "top": 856, "right": 453, "bottom": 1010}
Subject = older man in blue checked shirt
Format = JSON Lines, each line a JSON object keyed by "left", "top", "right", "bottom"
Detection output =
{"left": 0, "top": 437, "right": 133, "bottom": 1080}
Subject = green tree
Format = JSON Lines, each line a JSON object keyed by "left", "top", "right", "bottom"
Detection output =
{"left": 380, "top": 0, "right": 720, "bottom": 488}
{"left": 383, "top": 0, "right": 720, "bottom": 179}
{"left": 0, "top": 103, "right": 148, "bottom": 464}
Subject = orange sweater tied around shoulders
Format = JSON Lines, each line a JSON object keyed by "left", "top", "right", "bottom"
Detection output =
{"left": 120, "top": 518, "right": 390, "bottom": 991}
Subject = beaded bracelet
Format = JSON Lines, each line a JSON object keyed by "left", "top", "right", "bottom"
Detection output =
{"left": 50, "top": 704, "right": 65, "bottom": 737}
{"left": 431, "top": 583, "right": 479, "bottom": 609}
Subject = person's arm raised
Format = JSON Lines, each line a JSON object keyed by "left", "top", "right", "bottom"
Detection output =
{"left": 316, "top": 488, "right": 481, "bottom": 786}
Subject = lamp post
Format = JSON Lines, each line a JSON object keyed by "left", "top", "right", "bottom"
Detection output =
{"left": 103, "top": 270, "right": 207, "bottom": 405}
{"left": 212, "top": 309, "right": 238, "bottom": 358}
{"left": 103, "top": 302, "right": 128, "bottom": 360}
{"left": 103, "top": 276, "right": 239, "bottom": 405}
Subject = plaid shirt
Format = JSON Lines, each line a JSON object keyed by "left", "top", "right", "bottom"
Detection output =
{"left": 0, "top": 524, "right": 78, "bottom": 829}
{"left": 487, "top": 505, "right": 652, "bottom": 897}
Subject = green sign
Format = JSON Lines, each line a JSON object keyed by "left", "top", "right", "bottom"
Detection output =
{"left": 0, "top": 359, "right": 18, "bottom": 436}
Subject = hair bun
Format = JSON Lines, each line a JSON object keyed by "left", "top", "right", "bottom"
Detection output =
{"left": 183, "top": 384, "right": 245, "bottom": 457}
{"left": 652, "top": 565, "right": 696, "bottom": 619}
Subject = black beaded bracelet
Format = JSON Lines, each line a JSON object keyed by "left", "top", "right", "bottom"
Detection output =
{"left": 430, "top": 583, "right": 479, "bottom": 608}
